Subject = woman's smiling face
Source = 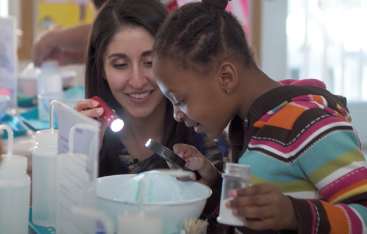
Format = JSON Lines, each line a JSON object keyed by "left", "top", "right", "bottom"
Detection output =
{"left": 103, "top": 27, "right": 165, "bottom": 118}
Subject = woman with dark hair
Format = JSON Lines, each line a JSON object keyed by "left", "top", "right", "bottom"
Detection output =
{"left": 75, "top": 0, "right": 229, "bottom": 229}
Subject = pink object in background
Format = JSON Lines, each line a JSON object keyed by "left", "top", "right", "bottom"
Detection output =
{"left": 280, "top": 79, "right": 327, "bottom": 89}
{"left": 175, "top": 0, "right": 251, "bottom": 42}
{"left": 0, "top": 89, "right": 11, "bottom": 96}
{"left": 161, "top": 0, "right": 178, "bottom": 11}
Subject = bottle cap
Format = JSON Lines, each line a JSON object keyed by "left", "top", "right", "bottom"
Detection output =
{"left": 224, "top": 163, "right": 250, "bottom": 178}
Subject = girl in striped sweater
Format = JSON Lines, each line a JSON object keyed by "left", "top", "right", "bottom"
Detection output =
{"left": 152, "top": 0, "right": 367, "bottom": 233}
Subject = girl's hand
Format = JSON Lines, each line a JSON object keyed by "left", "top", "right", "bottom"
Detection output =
{"left": 172, "top": 143, "right": 219, "bottom": 187}
{"left": 227, "top": 183, "right": 297, "bottom": 231}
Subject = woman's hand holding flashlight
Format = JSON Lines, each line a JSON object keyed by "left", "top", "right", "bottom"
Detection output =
{"left": 75, "top": 98, "right": 108, "bottom": 148}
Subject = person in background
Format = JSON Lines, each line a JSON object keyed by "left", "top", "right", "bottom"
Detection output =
{"left": 32, "top": 0, "right": 179, "bottom": 67}
{"left": 31, "top": 0, "right": 108, "bottom": 67}
{"left": 152, "top": 0, "right": 367, "bottom": 233}
{"left": 75, "top": 0, "right": 230, "bottom": 231}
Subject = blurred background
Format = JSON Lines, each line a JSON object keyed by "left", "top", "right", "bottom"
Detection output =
{"left": 0, "top": 0, "right": 366, "bottom": 155}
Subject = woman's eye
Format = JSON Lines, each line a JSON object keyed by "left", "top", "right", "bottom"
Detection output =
{"left": 113, "top": 63, "right": 127, "bottom": 69}
{"left": 144, "top": 61, "right": 153, "bottom": 67}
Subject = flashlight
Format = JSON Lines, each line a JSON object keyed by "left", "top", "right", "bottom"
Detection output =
{"left": 91, "top": 96, "right": 124, "bottom": 132}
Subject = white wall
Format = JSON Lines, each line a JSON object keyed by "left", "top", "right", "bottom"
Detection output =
{"left": 260, "top": 0, "right": 288, "bottom": 81}
{"left": 259, "top": 0, "right": 367, "bottom": 149}
{"left": 347, "top": 103, "right": 367, "bottom": 149}
{"left": 0, "top": 0, "right": 9, "bottom": 17}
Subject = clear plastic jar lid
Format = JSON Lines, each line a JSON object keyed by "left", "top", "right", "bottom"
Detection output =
{"left": 224, "top": 163, "right": 250, "bottom": 178}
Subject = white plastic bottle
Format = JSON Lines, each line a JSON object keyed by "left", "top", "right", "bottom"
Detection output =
{"left": 32, "top": 129, "right": 58, "bottom": 227}
{"left": 0, "top": 155, "right": 31, "bottom": 234}
{"left": 37, "top": 61, "right": 62, "bottom": 121}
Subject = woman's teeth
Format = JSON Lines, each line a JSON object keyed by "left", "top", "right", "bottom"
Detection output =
{"left": 129, "top": 91, "right": 151, "bottom": 99}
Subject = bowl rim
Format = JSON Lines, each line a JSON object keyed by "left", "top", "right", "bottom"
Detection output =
{"left": 96, "top": 174, "right": 213, "bottom": 205}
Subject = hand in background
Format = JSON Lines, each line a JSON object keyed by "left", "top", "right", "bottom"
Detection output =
{"left": 32, "top": 26, "right": 62, "bottom": 67}
{"left": 32, "top": 24, "right": 90, "bottom": 67}
{"left": 46, "top": 48, "right": 86, "bottom": 66}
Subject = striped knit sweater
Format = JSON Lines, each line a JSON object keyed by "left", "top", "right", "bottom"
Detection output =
{"left": 229, "top": 85, "right": 367, "bottom": 234}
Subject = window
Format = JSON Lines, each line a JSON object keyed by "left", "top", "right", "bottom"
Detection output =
{"left": 0, "top": 0, "right": 8, "bottom": 17}
{"left": 287, "top": 0, "right": 367, "bottom": 101}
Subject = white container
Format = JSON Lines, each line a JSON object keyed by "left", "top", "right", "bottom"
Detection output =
{"left": 217, "top": 163, "right": 251, "bottom": 226}
{"left": 32, "top": 129, "right": 58, "bottom": 227}
{"left": 37, "top": 61, "right": 62, "bottom": 121}
{"left": 118, "top": 212, "right": 163, "bottom": 234}
{"left": 96, "top": 174, "right": 212, "bottom": 234}
{"left": 0, "top": 154, "right": 31, "bottom": 234}
{"left": 18, "top": 63, "right": 76, "bottom": 96}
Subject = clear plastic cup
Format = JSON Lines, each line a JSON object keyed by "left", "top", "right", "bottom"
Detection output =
{"left": 217, "top": 163, "right": 251, "bottom": 226}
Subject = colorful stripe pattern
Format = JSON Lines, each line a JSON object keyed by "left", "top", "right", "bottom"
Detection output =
{"left": 238, "top": 94, "right": 367, "bottom": 233}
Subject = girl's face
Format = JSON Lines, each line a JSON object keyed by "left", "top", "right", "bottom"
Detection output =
{"left": 103, "top": 27, "right": 165, "bottom": 118}
{"left": 153, "top": 59, "right": 235, "bottom": 139}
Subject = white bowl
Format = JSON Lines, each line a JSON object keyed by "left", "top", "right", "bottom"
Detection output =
{"left": 96, "top": 174, "right": 212, "bottom": 234}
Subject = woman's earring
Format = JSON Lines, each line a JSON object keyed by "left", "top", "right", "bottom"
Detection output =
{"left": 226, "top": 90, "right": 231, "bottom": 95}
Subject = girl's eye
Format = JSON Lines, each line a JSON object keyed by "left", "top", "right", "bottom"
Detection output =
{"left": 175, "top": 101, "right": 185, "bottom": 107}
{"left": 144, "top": 61, "right": 153, "bottom": 67}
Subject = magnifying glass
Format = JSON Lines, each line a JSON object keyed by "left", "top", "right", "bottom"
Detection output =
{"left": 145, "top": 139, "right": 186, "bottom": 169}
{"left": 145, "top": 139, "right": 202, "bottom": 180}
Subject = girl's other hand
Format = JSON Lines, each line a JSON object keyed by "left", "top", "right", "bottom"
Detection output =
{"left": 172, "top": 143, "right": 219, "bottom": 187}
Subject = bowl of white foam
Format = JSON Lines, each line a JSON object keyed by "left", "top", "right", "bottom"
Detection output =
{"left": 96, "top": 171, "right": 212, "bottom": 234}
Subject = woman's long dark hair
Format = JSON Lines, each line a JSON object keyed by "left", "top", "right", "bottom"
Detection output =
{"left": 85, "top": 0, "right": 193, "bottom": 153}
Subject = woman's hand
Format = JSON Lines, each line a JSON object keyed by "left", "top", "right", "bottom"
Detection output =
{"left": 226, "top": 183, "right": 297, "bottom": 231}
{"left": 75, "top": 99, "right": 107, "bottom": 146}
{"left": 171, "top": 143, "right": 219, "bottom": 187}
